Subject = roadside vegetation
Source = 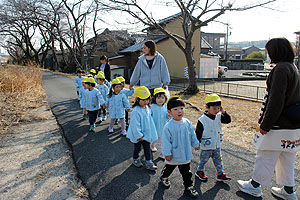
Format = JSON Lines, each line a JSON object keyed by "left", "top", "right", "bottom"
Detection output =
{"left": 0, "top": 65, "right": 47, "bottom": 135}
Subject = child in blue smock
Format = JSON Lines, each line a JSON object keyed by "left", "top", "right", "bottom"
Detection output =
{"left": 74, "top": 69, "right": 85, "bottom": 101}
{"left": 95, "top": 72, "right": 109, "bottom": 123}
{"left": 150, "top": 88, "right": 169, "bottom": 158}
{"left": 106, "top": 78, "right": 130, "bottom": 135}
{"left": 117, "top": 76, "right": 134, "bottom": 129}
{"left": 127, "top": 86, "right": 158, "bottom": 171}
{"left": 79, "top": 77, "right": 89, "bottom": 119}
{"left": 160, "top": 96, "right": 200, "bottom": 198}
{"left": 84, "top": 77, "right": 105, "bottom": 132}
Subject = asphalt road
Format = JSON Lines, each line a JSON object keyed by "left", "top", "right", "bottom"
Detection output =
{"left": 43, "top": 71, "right": 299, "bottom": 200}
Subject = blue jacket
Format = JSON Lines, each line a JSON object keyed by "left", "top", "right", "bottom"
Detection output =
{"left": 74, "top": 76, "right": 84, "bottom": 91}
{"left": 84, "top": 88, "right": 105, "bottom": 111}
{"left": 96, "top": 84, "right": 109, "bottom": 104}
{"left": 151, "top": 104, "right": 170, "bottom": 137}
{"left": 130, "top": 52, "right": 170, "bottom": 89}
{"left": 120, "top": 88, "right": 135, "bottom": 97}
{"left": 162, "top": 118, "right": 199, "bottom": 162}
{"left": 127, "top": 106, "right": 158, "bottom": 143}
{"left": 79, "top": 87, "right": 88, "bottom": 108}
{"left": 107, "top": 93, "right": 130, "bottom": 119}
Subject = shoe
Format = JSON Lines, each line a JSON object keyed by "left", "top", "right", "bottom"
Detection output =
{"left": 132, "top": 158, "right": 143, "bottom": 168}
{"left": 102, "top": 115, "right": 107, "bottom": 121}
{"left": 108, "top": 127, "right": 114, "bottom": 133}
{"left": 89, "top": 125, "right": 95, "bottom": 132}
{"left": 160, "top": 177, "right": 170, "bottom": 188}
{"left": 185, "top": 186, "right": 199, "bottom": 198}
{"left": 217, "top": 173, "right": 231, "bottom": 182}
{"left": 237, "top": 179, "right": 262, "bottom": 197}
{"left": 145, "top": 162, "right": 157, "bottom": 171}
{"left": 121, "top": 130, "right": 127, "bottom": 136}
{"left": 271, "top": 187, "right": 298, "bottom": 200}
{"left": 195, "top": 171, "right": 208, "bottom": 181}
{"left": 151, "top": 146, "right": 157, "bottom": 152}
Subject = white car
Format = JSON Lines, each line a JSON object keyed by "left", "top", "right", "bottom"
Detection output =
{"left": 218, "top": 65, "right": 228, "bottom": 72}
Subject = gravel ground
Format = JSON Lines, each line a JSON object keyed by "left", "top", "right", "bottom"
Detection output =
{"left": 0, "top": 106, "right": 88, "bottom": 200}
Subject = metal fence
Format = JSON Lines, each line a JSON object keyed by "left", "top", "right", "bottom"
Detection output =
{"left": 169, "top": 79, "right": 267, "bottom": 102}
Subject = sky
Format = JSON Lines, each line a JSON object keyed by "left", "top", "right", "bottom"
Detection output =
{"left": 98, "top": 0, "right": 300, "bottom": 43}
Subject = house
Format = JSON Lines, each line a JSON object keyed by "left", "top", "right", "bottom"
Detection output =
{"left": 241, "top": 46, "right": 261, "bottom": 59}
{"left": 110, "top": 13, "right": 208, "bottom": 79}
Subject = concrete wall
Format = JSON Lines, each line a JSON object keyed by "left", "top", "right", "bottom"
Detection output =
{"left": 220, "top": 60, "right": 264, "bottom": 70}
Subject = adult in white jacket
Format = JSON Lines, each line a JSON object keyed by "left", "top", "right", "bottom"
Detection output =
{"left": 129, "top": 40, "right": 170, "bottom": 94}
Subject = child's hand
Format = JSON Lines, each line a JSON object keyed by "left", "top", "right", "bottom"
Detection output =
{"left": 195, "top": 145, "right": 200, "bottom": 150}
{"left": 165, "top": 155, "right": 172, "bottom": 161}
{"left": 220, "top": 106, "right": 225, "bottom": 114}
{"left": 126, "top": 109, "right": 130, "bottom": 112}
{"left": 260, "top": 127, "right": 268, "bottom": 135}
{"left": 137, "top": 136, "right": 144, "bottom": 141}
{"left": 102, "top": 105, "right": 106, "bottom": 109}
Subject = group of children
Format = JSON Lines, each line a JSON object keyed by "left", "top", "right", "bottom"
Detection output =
{"left": 75, "top": 70, "right": 232, "bottom": 198}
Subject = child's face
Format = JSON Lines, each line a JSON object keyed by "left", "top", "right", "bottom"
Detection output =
{"left": 96, "top": 78, "right": 104, "bottom": 85}
{"left": 78, "top": 72, "right": 82, "bottom": 77}
{"left": 83, "top": 83, "right": 89, "bottom": 89}
{"left": 138, "top": 98, "right": 149, "bottom": 108}
{"left": 206, "top": 105, "right": 221, "bottom": 116}
{"left": 113, "top": 85, "right": 122, "bottom": 94}
{"left": 168, "top": 106, "right": 185, "bottom": 121}
{"left": 155, "top": 94, "right": 166, "bottom": 106}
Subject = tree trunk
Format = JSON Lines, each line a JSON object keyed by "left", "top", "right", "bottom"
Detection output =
{"left": 184, "top": 42, "right": 199, "bottom": 95}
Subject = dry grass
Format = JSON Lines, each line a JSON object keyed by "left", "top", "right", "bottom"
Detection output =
{"left": 0, "top": 65, "right": 47, "bottom": 135}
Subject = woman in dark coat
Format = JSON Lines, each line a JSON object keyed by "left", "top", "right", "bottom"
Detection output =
{"left": 99, "top": 55, "right": 111, "bottom": 82}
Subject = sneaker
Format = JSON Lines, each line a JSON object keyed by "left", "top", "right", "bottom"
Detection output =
{"left": 108, "top": 127, "right": 114, "bottom": 133}
{"left": 217, "top": 173, "right": 231, "bottom": 182}
{"left": 237, "top": 179, "right": 262, "bottom": 197}
{"left": 271, "top": 187, "right": 298, "bottom": 200}
{"left": 121, "top": 130, "right": 127, "bottom": 136}
{"left": 132, "top": 158, "right": 143, "bottom": 168}
{"left": 89, "top": 125, "right": 95, "bottom": 132}
{"left": 102, "top": 115, "right": 107, "bottom": 121}
{"left": 145, "top": 162, "right": 157, "bottom": 171}
{"left": 195, "top": 171, "right": 208, "bottom": 181}
{"left": 185, "top": 186, "right": 199, "bottom": 198}
{"left": 160, "top": 177, "right": 170, "bottom": 188}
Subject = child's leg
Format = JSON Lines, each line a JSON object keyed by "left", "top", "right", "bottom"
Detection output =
{"left": 252, "top": 150, "right": 281, "bottom": 186}
{"left": 91, "top": 110, "right": 98, "bottom": 124}
{"left": 120, "top": 118, "right": 126, "bottom": 131}
{"left": 103, "top": 108, "right": 106, "bottom": 116}
{"left": 125, "top": 110, "right": 129, "bottom": 125}
{"left": 211, "top": 148, "right": 224, "bottom": 175}
{"left": 151, "top": 140, "right": 157, "bottom": 150}
{"left": 197, "top": 150, "right": 212, "bottom": 171}
{"left": 161, "top": 164, "right": 177, "bottom": 178}
{"left": 109, "top": 118, "right": 116, "bottom": 129}
{"left": 83, "top": 108, "right": 87, "bottom": 116}
{"left": 275, "top": 151, "right": 296, "bottom": 187}
{"left": 141, "top": 141, "right": 152, "bottom": 161}
{"left": 178, "top": 163, "right": 193, "bottom": 189}
{"left": 98, "top": 108, "right": 102, "bottom": 117}
{"left": 87, "top": 111, "right": 96, "bottom": 125}
{"left": 133, "top": 142, "right": 142, "bottom": 159}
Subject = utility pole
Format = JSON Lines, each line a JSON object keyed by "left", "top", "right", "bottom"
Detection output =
{"left": 214, "top": 20, "right": 231, "bottom": 60}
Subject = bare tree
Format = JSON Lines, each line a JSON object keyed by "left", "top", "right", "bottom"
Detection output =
{"left": 100, "top": 0, "right": 276, "bottom": 94}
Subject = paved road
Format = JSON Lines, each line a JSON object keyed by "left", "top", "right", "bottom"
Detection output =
{"left": 43, "top": 71, "right": 299, "bottom": 200}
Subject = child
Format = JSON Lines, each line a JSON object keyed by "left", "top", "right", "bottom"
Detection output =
{"left": 79, "top": 77, "right": 89, "bottom": 119}
{"left": 95, "top": 72, "right": 109, "bottom": 123}
{"left": 126, "top": 86, "right": 158, "bottom": 171}
{"left": 106, "top": 78, "right": 130, "bottom": 135}
{"left": 84, "top": 77, "right": 106, "bottom": 132}
{"left": 74, "top": 69, "right": 84, "bottom": 101}
{"left": 195, "top": 94, "right": 231, "bottom": 182}
{"left": 150, "top": 88, "right": 169, "bottom": 158}
{"left": 161, "top": 96, "right": 200, "bottom": 198}
{"left": 90, "top": 69, "right": 97, "bottom": 82}
{"left": 117, "top": 76, "right": 134, "bottom": 129}
{"left": 98, "top": 71, "right": 111, "bottom": 88}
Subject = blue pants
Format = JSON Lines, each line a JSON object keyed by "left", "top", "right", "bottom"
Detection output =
{"left": 198, "top": 148, "right": 223, "bottom": 175}
{"left": 88, "top": 110, "right": 98, "bottom": 125}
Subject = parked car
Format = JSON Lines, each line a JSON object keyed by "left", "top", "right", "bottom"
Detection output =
{"left": 218, "top": 65, "right": 228, "bottom": 72}
{"left": 218, "top": 65, "right": 228, "bottom": 78}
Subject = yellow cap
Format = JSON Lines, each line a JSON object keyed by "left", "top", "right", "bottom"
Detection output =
{"left": 98, "top": 71, "right": 104, "bottom": 75}
{"left": 90, "top": 69, "right": 96, "bottom": 74}
{"left": 87, "top": 74, "right": 93, "bottom": 78}
{"left": 166, "top": 96, "right": 179, "bottom": 105}
{"left": 205, "top": 94, "right": 221, "bottom": 104}
{"left": 86, "top": 77, "right": 95, "bottom": 84}
{"left": 116, "top": 76, "right": 125, "bottom": 83}
{"left": 153, "top": 88, "right": 165, "bottom": 96}
{"left": 111, "top": 78, "right": 121, "bottom": 85}
{"left": 82, "top": 77, "right": 89, "bottom": 83}
{"left": 96, "top": 73, "right": 105, "bottom": 79}
{"left": 135, "top": 86, "right": 151, "bottom": 99}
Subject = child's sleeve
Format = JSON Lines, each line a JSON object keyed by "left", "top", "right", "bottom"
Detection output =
{"left": 129, "top": 111, "right": 144, "bottom": 140}
{"left": 162, "top": 125, "right": 172, "bottom": 156}
{"left": 189, "top": 121, "right": 200, "bottom": 147}
{"left": 221, "top": 112, "right": 231, "bottom": 124}
{"left": 74, "top": 78, "right": 79, "bottom": 88}
{"left": 195, "top": 120, "right": 204, "bottom": 142}
{"left": 122, "top": 94, "right": 130, "bottom": 110}
{"left": 96, "top": 90, "right": 105, "bottom": 106}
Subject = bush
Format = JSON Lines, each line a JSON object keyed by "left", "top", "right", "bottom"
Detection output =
{"left": 246, "top": 51, "right": 266, "bottom": 60}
